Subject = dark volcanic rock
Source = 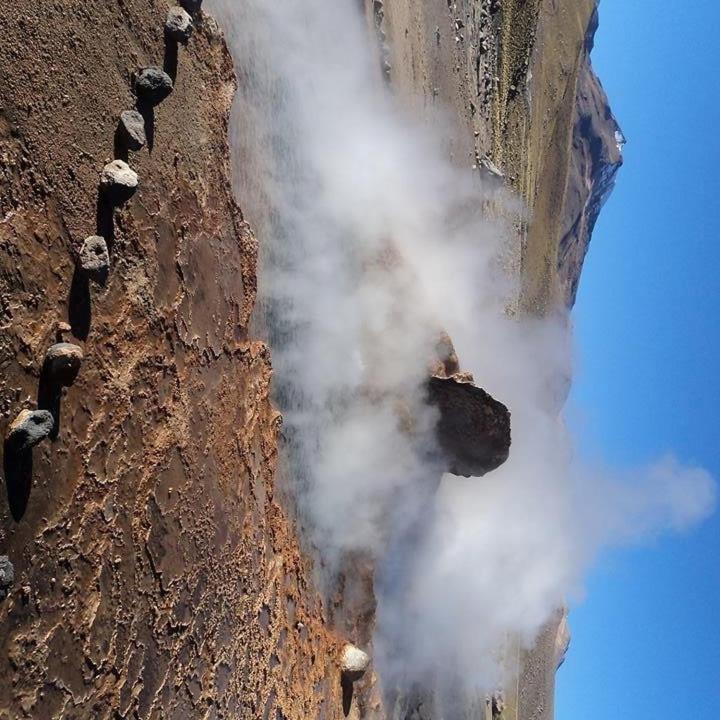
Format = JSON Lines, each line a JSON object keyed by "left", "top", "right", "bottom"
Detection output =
{"left": 78, "top": 235, "right": 110, "bottom": 284}
{"left": 0, "top": 557, "right": 14, "bottom": 600}
{"left": 5, "top": 410, "right": 54, "bottom": 452}
{"left": 427, "top": 375, "right": 510, "bottom": 477}
{"left": 134, "top": 67, "right": 174, "bottom": 105}
{"left": 118, "top": 110, "right": 146, "bottom": 151}
{"left": 43, "top": 343, "right": 83, "bottom": 387}
{"left": 165, "top": 6, "right": 194, "bottom": 44}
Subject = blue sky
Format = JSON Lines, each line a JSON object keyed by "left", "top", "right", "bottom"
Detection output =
{"left": 557, "top": 1, "right": 720, "bottom": 718}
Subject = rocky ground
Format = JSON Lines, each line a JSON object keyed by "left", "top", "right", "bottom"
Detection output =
{"left": 0, "top": 2, "right": 345, "bottom": 717}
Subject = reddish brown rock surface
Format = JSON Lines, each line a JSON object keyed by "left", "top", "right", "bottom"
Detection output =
{"left": 0, "top": 2, "right": 341, "bottom": 718}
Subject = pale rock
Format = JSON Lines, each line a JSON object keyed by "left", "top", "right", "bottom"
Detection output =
{"left": 78, "top": 235, "right": 109, "bottom": 284}
{"left": 118, "top": 110, "right": 146, "bottom": 151}
{"left": 100, "top": 159, "right": 138, "bottom": 205}
{"left": 340, "top": 644, "right": 370, "bottom": 680}
{"left": 166, "top": 6, "right": 194, "bottom": 44}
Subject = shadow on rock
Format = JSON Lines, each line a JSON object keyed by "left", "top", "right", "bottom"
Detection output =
{"left": 37, "top": 343, "right": 83, "bottom": 440}
{"left": 3, "top": 447, "right": 33, "bottom": 522}
{"left": 163, "top": 36, "right": 179, "bottom": 83}
{"left": 136, "top": 101, "right": 155, "bottom": 153}
{"left": 341, "top": 675, "right": 353, "bottom": 717}
{"left": 3, "top": 410, "right": 54, "bottom": 521}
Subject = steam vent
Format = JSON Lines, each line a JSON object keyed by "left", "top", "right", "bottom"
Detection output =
{"left": 0, "top": 1, "right": 621, "bottom": 719}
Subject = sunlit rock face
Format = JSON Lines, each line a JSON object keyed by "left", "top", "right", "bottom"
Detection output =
{"left": 557, "top": 7, "right": 625, "bottom": 308}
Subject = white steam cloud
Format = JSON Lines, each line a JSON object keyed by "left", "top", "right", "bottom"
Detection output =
{"left": 208, "top": 0, "right": 716, "bottom": 701}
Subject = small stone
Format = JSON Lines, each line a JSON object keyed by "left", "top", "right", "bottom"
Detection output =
{"left": 100, "top": 160, "right": 139, "bottom": 205}
{"left": 165, "top": 6, "right": 194, "bottom": 44}
{"left": 55, "top": 321, "right": 72, "bottom": 341}
{"left": 6, "top": 410, "right": 54, "bottom": 452}
{"left": 479, "top": 155, "right": 504, "bottom": 181}
{"left": 78, "top": 235, "right": 110, "bottom": 284}
{"left": 134, "top": 67, "right": 174, "bottom": 106}
{"left": 340, "top": 644, "right": 370, "bottom": 680}
{"left": 118, "top": 110, "right": 146, "bottom": 151}
{"left": 43, "top": 343, "right": 83, "bottom": 387}
{"left": 102, "top": 497, "right": 116, "bottom": 523}
{"left": 0, "top": 556, "right": 14, "bottom": 600}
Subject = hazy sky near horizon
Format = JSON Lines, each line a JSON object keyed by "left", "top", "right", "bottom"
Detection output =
{"left": 557, "top": 2, "right": 720, "bottom": 718}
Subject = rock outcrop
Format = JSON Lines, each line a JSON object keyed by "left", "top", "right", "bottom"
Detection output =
{"left": 427, "top": 374, "right": 511, "bottom": 477}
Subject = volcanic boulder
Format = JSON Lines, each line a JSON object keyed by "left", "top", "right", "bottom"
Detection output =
{"left": 118, "top": 110, "right": 147, "bottom": 151}
{"left": 43, "top": 343, "right": 83, "bottom": 387}
{"left": 427, "top": 375, "right": 510, "bottom": 477}
{"left": 166, "top": 6, "right": 194, "bottom": 44}
{"left": 134, "top": 67, "right": 174, "bottom": 106}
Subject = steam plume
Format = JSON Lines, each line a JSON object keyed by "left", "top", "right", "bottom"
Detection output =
{"left": 208, "top": 0, "right": 716, "bottom": 699}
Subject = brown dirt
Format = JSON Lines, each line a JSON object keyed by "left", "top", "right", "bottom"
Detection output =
{"left": 0, "top": 2, "right": 344, "bottom": 718}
